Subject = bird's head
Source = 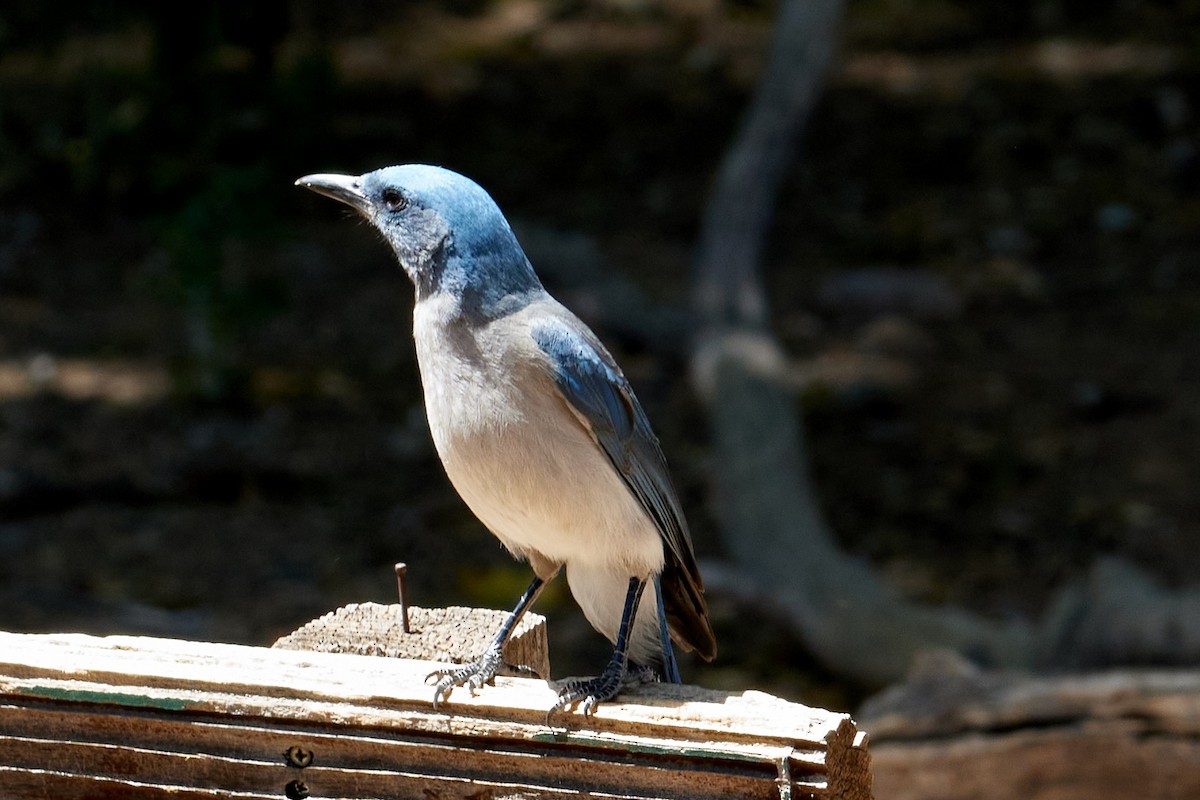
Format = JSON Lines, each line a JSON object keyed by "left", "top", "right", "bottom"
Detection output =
{"left": 297, "top": 164, "right": 542, "bottom": 313}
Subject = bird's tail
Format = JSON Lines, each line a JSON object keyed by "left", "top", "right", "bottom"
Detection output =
{"left": 659, "top": 556, "right": 718, "bottom": 662}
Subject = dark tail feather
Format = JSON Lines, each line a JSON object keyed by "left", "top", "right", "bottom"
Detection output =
{"left": 660, "top": 559, "right": 717, "bottom": 662}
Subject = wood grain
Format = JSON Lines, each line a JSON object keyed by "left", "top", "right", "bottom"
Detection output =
{"left": 0, "top": 630, "right": 872, "bottom": 800}
{"left": 272, "top": 602, "right": 551, "bottom": 679}
{"left": 863, "top": 665, "right": 1200, "bottom": 800}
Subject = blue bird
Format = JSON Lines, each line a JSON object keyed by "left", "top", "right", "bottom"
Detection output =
{"left": 296, "top": 165, "right": 716, "bottom": 715}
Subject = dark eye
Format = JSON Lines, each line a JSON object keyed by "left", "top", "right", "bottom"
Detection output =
{"left": 381, "top": 188, "right": 408, "bottom": 212}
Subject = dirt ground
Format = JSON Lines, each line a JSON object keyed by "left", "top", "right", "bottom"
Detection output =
{"left": 2, "top": 2, "right": 1198, "bottom": 710}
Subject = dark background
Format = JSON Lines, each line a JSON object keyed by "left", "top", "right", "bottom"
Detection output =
{"left": 2, "top": 0, "right": 1198, "bottom": 711}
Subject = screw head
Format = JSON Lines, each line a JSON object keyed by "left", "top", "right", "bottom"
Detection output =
{"left": 285, "top": 779, "right": 310, "bottom": 799}
{"left": 283, "top": 745, "right": 314, "bottom": 768}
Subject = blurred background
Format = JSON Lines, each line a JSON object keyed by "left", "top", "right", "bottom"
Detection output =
{"left": 1, "top": 0, "right": 1198, "bottom": 713}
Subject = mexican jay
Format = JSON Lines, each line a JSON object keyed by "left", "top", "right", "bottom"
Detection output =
{"left": 296, "top": 165, "right": 716, "bottom": 714}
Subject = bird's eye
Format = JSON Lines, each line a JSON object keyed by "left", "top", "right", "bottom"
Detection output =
{"left": 381, "top": 188, "right": 408, "bottom": 212}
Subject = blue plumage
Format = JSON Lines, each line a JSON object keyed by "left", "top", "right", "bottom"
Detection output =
{"left": 531, "top": 320, "right": 633, "bottom": 441}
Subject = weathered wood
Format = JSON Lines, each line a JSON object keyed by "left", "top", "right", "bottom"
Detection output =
{"left": 861, "top": 663, "right": 1200, "bottom": 800}
{"left": 272, "top": 603, "right": 551, "bottom": 679}
{"left": 0, "top": 631, "right": 872, "bottom": 799}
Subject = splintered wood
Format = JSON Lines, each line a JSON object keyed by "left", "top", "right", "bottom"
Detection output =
{"left": 0, "top": 630, "right": 872, "bottom": 800}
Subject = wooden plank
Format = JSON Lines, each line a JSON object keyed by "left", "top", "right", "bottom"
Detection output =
{"left": 0, "top": 710, "right": 797, "bottom": 799}
{"left": 862, "top": 667, "right": 1200, "bottom": 800}
{"left": 0, "top": 768, "right": 277, "bottom": 800}
{"left": 0, "top": 631, "right": 872, "bottom": 800}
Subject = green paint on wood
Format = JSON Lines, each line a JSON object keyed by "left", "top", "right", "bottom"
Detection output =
{"left": 20, "top": 685, "right": 193, "bottom": 711}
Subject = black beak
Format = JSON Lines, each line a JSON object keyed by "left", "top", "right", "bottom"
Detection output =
{"left": 295, "top": 173, "right": 370, "bottom": 214}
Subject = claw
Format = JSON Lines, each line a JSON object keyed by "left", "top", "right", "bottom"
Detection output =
{"left": 549, "top": 660, "right": 628, "bottom": 720}
{"left": 426, "top": 645, "right": 505, "bottom": 709}
{"left": 628, "top": 662, "right": 661, "bottom": 685}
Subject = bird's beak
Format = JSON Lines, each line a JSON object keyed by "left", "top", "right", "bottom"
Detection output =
{"left": 295, "top": 173, "right": 370, "bottom": 214}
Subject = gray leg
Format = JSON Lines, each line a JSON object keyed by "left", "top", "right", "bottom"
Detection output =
{"left": 427, "top": 575, "right": 546, "bottom": 707}
{"left": 551, "top": 576, "right": 645, "bottom": 717}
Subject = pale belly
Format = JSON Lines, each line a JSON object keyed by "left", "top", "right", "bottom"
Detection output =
{"left": 431, "top": 387, "right": 664, "bottom": 576}
{"left": 414, "top": 317, "right": 663, "bottom": 577}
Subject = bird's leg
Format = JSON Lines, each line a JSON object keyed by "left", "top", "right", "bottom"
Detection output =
{"left": 427, "top": 575, "right": 545, "bottom": 708}
{"left": 552, "top": 576, "right": 646, "bottom": 718}
{"left": 619, "top": 576, "right": 680, "bottom": 687}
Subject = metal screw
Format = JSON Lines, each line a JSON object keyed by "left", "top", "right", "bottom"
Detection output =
{"left": 395, "top": 562, "right": 411, "bottom": 633}
{"left": 284, "top": 779, "right": 310, "bottom": 799}
{"left": 283, "top": 745, "right": 314, "bottom": 769}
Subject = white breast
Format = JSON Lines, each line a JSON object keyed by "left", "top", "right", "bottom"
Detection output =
{"left": 411, "top": 296, "right": 665, "bottom": 578}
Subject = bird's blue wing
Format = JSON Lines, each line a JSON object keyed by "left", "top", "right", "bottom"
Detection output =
{"left": 531, "top": 316, "right": 681, "bottom": 554}
{"left": 531, "top": 316, "right": 715, "bottom": 663}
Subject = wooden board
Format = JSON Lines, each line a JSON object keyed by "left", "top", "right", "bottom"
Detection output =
{"left": 862, "top": 665, "right": 1200, "bottom": 800}
{"left": 0, "top": 630, "right": 872, "bottom": 800}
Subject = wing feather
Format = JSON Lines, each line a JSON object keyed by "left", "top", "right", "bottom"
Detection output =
{"left": 532, "top": 316, "right": 716, "bottom": 660}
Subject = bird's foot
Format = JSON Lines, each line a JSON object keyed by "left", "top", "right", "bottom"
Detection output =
{"left": 425, "top": 643, "right": 504, "bottom": 708}
{"left": 627, "top": 662, "right": 661, "bottom": 685}
{"left": 549, "top": 658, "right": 629, "bottom": 719}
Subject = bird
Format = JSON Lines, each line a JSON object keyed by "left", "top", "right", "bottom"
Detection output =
{"left": 296, "top": 164, "right": 716, "bottom": 715}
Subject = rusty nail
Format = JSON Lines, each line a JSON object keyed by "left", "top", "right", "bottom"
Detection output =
{"left": 395, "top": 562, "right": 410, "bottom": 633}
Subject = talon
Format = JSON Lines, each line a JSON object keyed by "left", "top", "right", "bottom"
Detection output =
{"left": 551, "top": 663, "right": 627, "bottom": 717}
{"left": 431, "top": 677, "right": 454, "bottom": 710}
{"left": 628, "top": 663, "right": 660, "bottom": 685}
{"left": 424, "top": 644, "right": 507, "bottom": 709}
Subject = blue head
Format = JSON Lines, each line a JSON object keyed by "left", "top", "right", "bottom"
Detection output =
{"left": 297, "top": 165, "right": 543, "bottom": 314}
